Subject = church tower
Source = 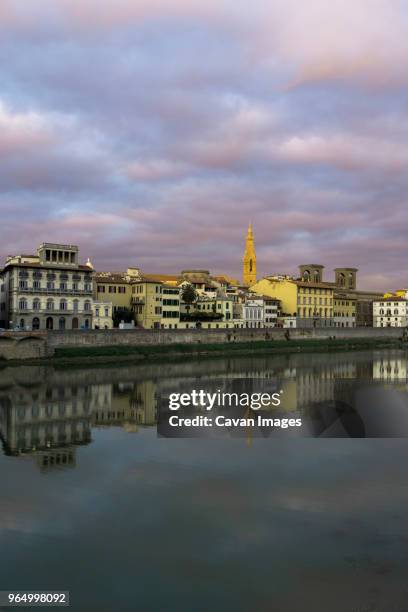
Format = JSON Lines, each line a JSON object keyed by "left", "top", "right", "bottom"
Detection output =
{"left": 243, "top": 223, "right": 257, "bottom": 286}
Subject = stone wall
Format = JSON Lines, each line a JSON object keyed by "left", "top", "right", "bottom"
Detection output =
{"left": 0, "top": 327, "right": 404, "bottom": 361}
{"left": 46, "top": 326, "right": 404, "bottom": 351}
{"left": 0, "top": 333, "right": 48, "bottom": 360}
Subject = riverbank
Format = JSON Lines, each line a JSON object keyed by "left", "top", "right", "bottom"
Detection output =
{"left": 0, "top": 336, "right": 404, "bottom": 368}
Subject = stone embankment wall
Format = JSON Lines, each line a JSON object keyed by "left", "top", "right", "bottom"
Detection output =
{"left": 0, "top": 327, "right": 404, "bottom": 361}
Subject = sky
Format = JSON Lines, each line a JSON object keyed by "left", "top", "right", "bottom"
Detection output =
{"left": 1, "top": 0, "right": 408, "bottom": 290}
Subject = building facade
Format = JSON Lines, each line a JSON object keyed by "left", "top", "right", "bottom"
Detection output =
{"left": 92, "top": 302, "right": 113, "bottom": 329}
{"left": 161, "top": 285, "right": 181, "bottom": 328}
{"left": 0, "top": 243, "right": 93, "bottom": 331}
{"left": 131, "top": 279, "right": 163, "bottom": 328}
{"left": 333, "top": 295, "right": 356, "bottom": 328}
{"left": 373, "top": 298, "right": 407, "bottom": 327}
{"left": 93, "top": 268, "right": 140, "bottom": 317}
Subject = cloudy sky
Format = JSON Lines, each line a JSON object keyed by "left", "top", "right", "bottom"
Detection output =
{"left": 1, "top": 0, "right": 408, "bottom": 289}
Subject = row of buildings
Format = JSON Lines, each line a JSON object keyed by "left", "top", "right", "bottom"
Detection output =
{"left": 0, "top": 228, "right": 405, "bottom": 331}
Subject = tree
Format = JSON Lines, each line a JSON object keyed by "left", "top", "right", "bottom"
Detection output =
{"left": 113, "top": 307, "right": 135, "bottom": 328}
{"left": 181, "top": 283, "right": 197, "bottom": 314}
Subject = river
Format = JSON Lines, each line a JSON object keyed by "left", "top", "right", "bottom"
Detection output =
{"left": 1, "top": 349, "right": 408, "bottom": 611}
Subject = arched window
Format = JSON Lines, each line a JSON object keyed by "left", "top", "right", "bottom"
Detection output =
{"left": 73, "top": 300, "right": 79, "bottom": 312}
{"left": 33, "top": 299, "right": 41, "bottom": 310}
{"left": 47, "top": 299, "right": 54, "bottom": 311}
{"left": 32, "top": 317, "right": 40, "bottom": 330}
{"left": 84, "top": 301, "right": 91, "bottom": 312}
{"left": 60, "top": 299, "right": 67, "bottom": 311}
{"left": 19, "top": 298, "right": 27, "bottom": 310}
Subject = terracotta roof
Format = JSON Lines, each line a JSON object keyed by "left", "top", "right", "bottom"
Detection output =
{"left": 294, "top": 281, "right": 334, "bottom": 289}
{"left": 250, "top": 294, "right": 280, "bottom": 302}
{"left": 132, "top": 277, "right": 163, "bottom": 285}
{"left": 144, "top": 273, "right": 179, "bottom": 282}
{"left": 94, "top": 273, "right": 128, "bottom": 283}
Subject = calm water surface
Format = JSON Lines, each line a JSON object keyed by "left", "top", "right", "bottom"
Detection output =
{"left": 1, "top": 350, "right": 408, "bottom": 612}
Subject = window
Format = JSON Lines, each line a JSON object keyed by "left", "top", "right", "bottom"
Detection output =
{"left": 84, "top": 301, "right": 91, "bottom": 311}
{"left": 98, "top": 285, "right": 105, "bottom": 293}
{"left": 33, "top": 299, "right": 41, "bottom": 310}
{"left": 60, "top": 300, "right": 67, "bottom": 311}
{"left": 19, "top": 298, "right": 28, "bottom": 310}
{"left": 47, "top": 299, "right": 54, "bottom": 311}
{"left": 19, "top": 280, "right": 28, "bottom": 289}
{"left": 73, "top": 300, "right": 79, "bottom": 312}
{"left": 105, "top": 308, "right": 109, "bottom": 316}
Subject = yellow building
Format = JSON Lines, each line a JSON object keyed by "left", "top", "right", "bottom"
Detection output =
{"left": 243, "top": 223, "right": 257, "bottom": 286}
{"left": 251, "top": 276, "right": 334, "bottom": 326}
{"left": 131, "top": 279, "right": 162, "bottom": 328}
{"left": 93, "top": 268, "right": 140, "bottom": 314}
{"left": 333, "top": 295, "right": 356, "bottom": 327}
{"left": 161, "top": 284, "right": 180, "bottom": 328}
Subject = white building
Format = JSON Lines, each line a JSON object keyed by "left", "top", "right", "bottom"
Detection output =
{"left": 373, "top": 298, "right": 407, "bottom": 327}
{"left": 263, "top": 297, "right": 280, "bottom": 327}
{"left": 92, "top": 302, "right": 113, "bottom": 329}
{"left": 0, "top": 243, "right": 94, "bottom": 331}
{"left": 243, "top": 297, "right": 264, "bottom": 328}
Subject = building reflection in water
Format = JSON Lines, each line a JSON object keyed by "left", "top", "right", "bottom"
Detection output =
{"left": 0, "top": 351, "right": 407, "bottom": 468}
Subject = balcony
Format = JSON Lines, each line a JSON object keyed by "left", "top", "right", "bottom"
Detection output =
{"left": 16, "top": 287, "right": 93, "bottom": 296}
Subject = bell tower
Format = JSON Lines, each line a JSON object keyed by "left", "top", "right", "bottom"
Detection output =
{"left": 243, "top": 223, "right": 257, "bottom": 286}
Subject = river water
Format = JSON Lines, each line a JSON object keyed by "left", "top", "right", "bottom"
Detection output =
{"left": 1, "top": 350, "right": 408, "bottom": 611}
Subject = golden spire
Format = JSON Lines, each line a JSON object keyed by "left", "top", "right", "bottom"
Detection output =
{"left": 243, "top": 222, "right": 257, "bottom": 286}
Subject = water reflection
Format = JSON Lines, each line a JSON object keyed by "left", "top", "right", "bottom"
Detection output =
{"left": 0, "top": 350, "right": 407, "bottom": 469}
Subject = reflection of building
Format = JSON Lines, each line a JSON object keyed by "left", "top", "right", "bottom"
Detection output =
{"left": 0, "top": 243, "right": 94, "bottom": 330}
{"left": 91, "top": 382, "right": 156, "bottom": 431}
{"left": 373, "top": 355, "right": 407, "bottom": 380}
{"left": 129, "top": 381, "right": 157, "bottom": 426}
{"left": 0, "top": 383, "right": 93, "bottom": 470}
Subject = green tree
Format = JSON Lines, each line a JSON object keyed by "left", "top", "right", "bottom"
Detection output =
{"left": 113, "top": 307, "right": 135, "bottom": 328}
{"left": 181, "top": 283, "right": 197, "bottom": 315}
